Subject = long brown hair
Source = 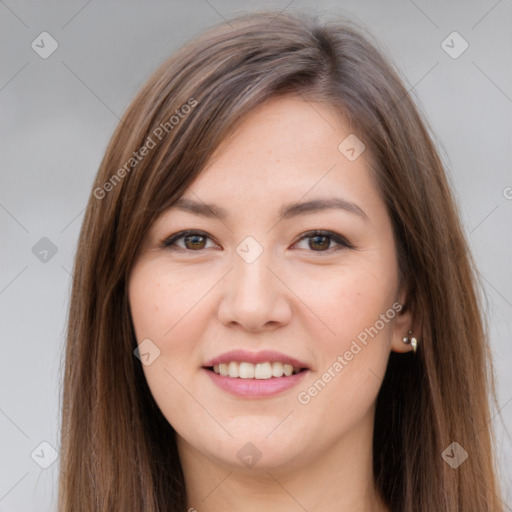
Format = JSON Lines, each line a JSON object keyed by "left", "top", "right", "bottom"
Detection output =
{"left": 58, "top": 9, "right": 504, "bottom": 511}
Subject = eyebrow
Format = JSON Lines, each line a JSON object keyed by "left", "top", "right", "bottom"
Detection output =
{"left": 170, "top": 196, "right": 368, "bottom": 222}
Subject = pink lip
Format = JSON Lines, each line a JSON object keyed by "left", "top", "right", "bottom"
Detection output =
{"left": 203, "top": 350, "right": 309, "bottom": 369}
{"left": 203, "top": 367, "right": 309, "bottom": 399}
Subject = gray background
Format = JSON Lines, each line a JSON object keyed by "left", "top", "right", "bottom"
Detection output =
{"left": 1, "top": 0, "right": 511, "bottom": 510}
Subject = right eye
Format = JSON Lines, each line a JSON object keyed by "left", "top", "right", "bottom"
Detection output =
{"left": 160, "top": 230, "right": 219, "bottom": 252}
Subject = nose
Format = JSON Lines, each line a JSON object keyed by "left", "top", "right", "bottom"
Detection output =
{"left": 217, "top": 244, "right": 292, "bottom": 332}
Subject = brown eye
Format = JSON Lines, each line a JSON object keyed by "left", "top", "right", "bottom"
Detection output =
{"left": 161, "top": 230, "right": 217, "bottom": 251}
{"left": 293, "top": 230, "right": 353, "bottom": 252}
{"left": 183, "top": 234, "right": 207, "bottom": 250}
{"left": 308, "top": 234, "right": 331, "bottom": 251}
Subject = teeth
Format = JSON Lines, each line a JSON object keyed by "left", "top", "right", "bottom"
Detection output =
{"left": 228, "top": 361, "right": 239, "bottom": 378}
{"left": 211, "top": 361, "right": 302, "bottom": 379}
{"left": 272, "top": 361, "right": 284, "bottom": 377}
{"left": 255, "top": 362, "right": 272, "bottom": 379}
{"left": 239, "top": 362, "right": 255, "bottom": 378}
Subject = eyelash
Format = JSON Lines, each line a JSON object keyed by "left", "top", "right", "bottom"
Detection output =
{"left": 160, "top": 229, "right": 354, "bottom": 253}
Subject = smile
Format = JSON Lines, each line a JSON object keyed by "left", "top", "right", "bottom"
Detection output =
{"left": 210, "top": 361, "right": 304, "bottom": 379}
{"left": 202, "top": 350, "right": 310, "bottom": 398}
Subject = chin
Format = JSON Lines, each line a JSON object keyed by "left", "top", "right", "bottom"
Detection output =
{"left": 197, "top": 430, "right": 311, "bottom": 472}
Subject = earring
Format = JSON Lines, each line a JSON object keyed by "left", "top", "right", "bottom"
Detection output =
{"left": 402, "top": 330, "right": 418, "bottom": 353}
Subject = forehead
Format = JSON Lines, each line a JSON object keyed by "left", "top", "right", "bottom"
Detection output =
{"left": 178, "top": 95, "right": 379, "bottom": 216}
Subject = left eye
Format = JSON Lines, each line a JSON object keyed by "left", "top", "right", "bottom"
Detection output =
{"left": 293, "top": 230, "right": 352, "bottom": 252}
{"left": 161, "top": 230, "right": 352, "bottom": 252}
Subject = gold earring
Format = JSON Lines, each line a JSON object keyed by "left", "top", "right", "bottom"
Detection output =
{"left": 402, "top": 330, "right": 418, "bottom": 353}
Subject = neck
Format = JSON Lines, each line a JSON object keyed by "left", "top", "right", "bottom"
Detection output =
{"left": 178, "top": 411, "right": 389, "bottom": 512}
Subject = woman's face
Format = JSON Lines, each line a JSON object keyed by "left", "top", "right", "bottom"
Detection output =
{"left": 128, "top": 95, "right": 412, "bottom": 473}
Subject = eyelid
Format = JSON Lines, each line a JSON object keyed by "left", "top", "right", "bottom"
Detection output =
{"left": 160, "top": 229, "right": 219, "bottom": 250}
{"left": 292, "top": 230, "right": 354, "bottom": 251}
{"left": 160, "top": 229, "right": 354, "bottom": 252}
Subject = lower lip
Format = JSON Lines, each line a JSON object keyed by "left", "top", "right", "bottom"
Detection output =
{"left": 203, "top": 368, "right": 309, "bottom": 398}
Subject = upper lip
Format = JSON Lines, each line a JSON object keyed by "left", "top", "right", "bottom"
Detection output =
{"left": 203, "top": 350, "right": 309, "bottom": 369}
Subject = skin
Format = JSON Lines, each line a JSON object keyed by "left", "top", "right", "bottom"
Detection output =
{"left": 128, "top": 95, "right": 417, "bottom": 511}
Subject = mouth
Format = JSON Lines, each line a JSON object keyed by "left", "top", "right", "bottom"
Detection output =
{"left": 202, "top": 350, "right": 310, "bottom": 397}
{"left": 204, "top": 361, "right": 307, "bottom": 379}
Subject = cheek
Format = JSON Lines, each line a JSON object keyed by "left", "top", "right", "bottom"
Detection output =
{"left": 285, "top": 259, "right": 399, "bottom": 462}
{"left": 129, "top": 259, "right": 208, "bottom": 343}
{"left": 298, "top": 259, "right": 398, "bottom": 350}
{"left": 128, "top": 262, "right": 211, "bottom": 431}
{"left": 294, "top": 256, "right": 398, "bottom": 407}
{"left": 128, "top": 257, "right": 222, "bottom": 380}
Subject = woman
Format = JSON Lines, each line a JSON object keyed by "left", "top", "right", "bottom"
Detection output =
{"left": 58, "top": 9, "right": 504, "bottom": 511}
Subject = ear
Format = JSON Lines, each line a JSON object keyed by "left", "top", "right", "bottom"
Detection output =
{"left": 390, "top": 287, "right": 420, "bottom": 354}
